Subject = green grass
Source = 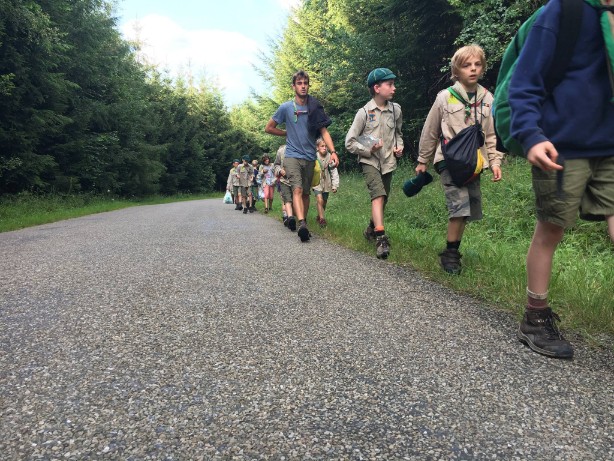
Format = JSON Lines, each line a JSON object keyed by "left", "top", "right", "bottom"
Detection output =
{"left": 0, "top": 192, "right": 217, "bottom": 233}
{"left": 307, "top": 157, "right": 613, "bottom": 343}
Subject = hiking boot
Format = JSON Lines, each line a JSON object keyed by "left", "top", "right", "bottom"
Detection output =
{"left": 364, "top": 224, "right": 376, "bottom": 242}
{"left": 249, "top": 206, "right": 255, "bottom": 213}
{"left": 517, "top": 308, "right": 574, "bottom": 359}
{"left": 283, "top": 217, "right": 289, "bottom": 227}
{"left": 235, "top": 204, "right": 242, "bottom": 211}
{"left": 243, "top": 207, "right": 248, "bottom": 214}
{"left": 439, "top": 248, "right": 462, "bottom": 275}
{"left": 375, "top": 235, "right": 390, "bottom": 259}
{"left": 298, "top": 222, "right": 310, "bottom": 242}
{"left": 319, "top": 218, "right": 327, "bottom": 228}
{"left": 287, "top": 216, "right": 297, "bottom": 232}
{"left": 264, "top": 208, "right": 269, "bottom": 214}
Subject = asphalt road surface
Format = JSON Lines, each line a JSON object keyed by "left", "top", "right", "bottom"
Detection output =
{"left": 1, "top": 199, "right": 613, "bottom": 460}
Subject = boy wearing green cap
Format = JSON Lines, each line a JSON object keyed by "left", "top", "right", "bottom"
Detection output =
{"left": 345, "top": 67, "right": 404, "bottom": 259}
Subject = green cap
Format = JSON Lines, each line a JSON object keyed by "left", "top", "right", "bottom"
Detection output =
{"left": 242, "top": 155, "right": 250, "bottom": 162}
{"left": 367, "top": 68, "right": 396, "bottom": 87}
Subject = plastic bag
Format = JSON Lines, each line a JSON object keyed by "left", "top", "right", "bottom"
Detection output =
{"left": 223, "top": 190, "right": 233, "bottom": 204}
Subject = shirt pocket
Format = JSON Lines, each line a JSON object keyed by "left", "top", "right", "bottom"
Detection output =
{"left": 443, "top": 104, "right": 466, "bottom": 131}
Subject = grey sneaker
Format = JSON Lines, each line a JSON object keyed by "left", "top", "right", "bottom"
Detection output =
{"left": 517, "top": 308, "right": 574, "bottom": 359}
{"left": 364, "top": 224, "right": 376, "bottom": 242}
{"left": 375, "top": 235, "right": 390, "bottom": 259}
{"left": 439, "top": 248, "right": 462, "bottom": 275}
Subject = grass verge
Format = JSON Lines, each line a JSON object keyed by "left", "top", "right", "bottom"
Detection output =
{"left": 307, "top": 157, "right": 613, "bottom": 344}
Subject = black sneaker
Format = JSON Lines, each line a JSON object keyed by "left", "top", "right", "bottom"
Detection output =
{"left": 235, "top": 204, "right": 242, "bottom": 211}
{"left": 375, "top": 234, "right": 390, "bottom": 259}
{"left": 364, "top": 224, "right": 376, "bottom": 242}
{"left": 283, "top": 217, "right": 289, "bottom": 227}
{"left": 287, "top": 216, "right": 297, "bottom": 232}
{"left": 298, "top": 223, "right": 310, "bottom": 242}
{"left": 249, "top": 206, "right": 255, "bottom": 213}
{"left": 517, "top": 308, "right": 574, "bottom": 359}
{"left": 439, "top": 248, "right": 462, "bottom": 275}
{"left": 243, "top": 208, "right": 248, "bottom": 214}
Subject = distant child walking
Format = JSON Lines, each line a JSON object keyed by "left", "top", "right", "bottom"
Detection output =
{"left": 313, "top": 138, "right": 339, "bottom": 227}
{"left": 236, "top": 155, "right": 255, "bottom": 214}
{"left": 258, "top": 155, "right": 276, "bottom": 213}
{"left": 416, "top": 45, "right": 503, "bottom": 274}
{"left": 345, "top": 67, "right": 404, "bottom": 259}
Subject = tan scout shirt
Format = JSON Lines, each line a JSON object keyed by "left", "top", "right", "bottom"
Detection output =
{"left": 236, "top": 163, "right": 254, "bottom": 187}
{"left": 273, "top": 145, "right": 290, "bottom": 187}
{"left": 345, "top": 99, "right": 404, "bottom": 175}
{"left": 417, "top": 82, "right": 503, "bottom": 168}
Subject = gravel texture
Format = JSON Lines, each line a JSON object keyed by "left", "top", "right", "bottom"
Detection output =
{"left": 1, "top": 199, "right": 613, "bottom": 460}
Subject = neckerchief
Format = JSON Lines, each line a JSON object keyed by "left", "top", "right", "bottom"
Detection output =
{"left": 585, "top": 0, "right": 614, "bottom": 101}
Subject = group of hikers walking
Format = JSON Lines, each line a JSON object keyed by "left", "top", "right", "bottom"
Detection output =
{"left": 226, "top": 0, "right": 614, "bottom": 361}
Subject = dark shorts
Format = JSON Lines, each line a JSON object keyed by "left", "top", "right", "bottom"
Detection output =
{"left": 232, "top": 185, "right": 240, "bottom": 196}
{"left": 532, "top": 156, "right": 614, "bottom": 228}
{"left": 361, "top": 164, "right": 393, "bottom": 201}
{"left": 440, "top": 169, "right": 483, "bottom": 221}
{"left": 284, "top": 157, "right": 315, "bottom": 193}
{"left": 280, "top": 182, "right": 293, "bottom": 204}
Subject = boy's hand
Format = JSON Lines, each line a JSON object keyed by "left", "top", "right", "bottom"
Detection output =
{"left": 280, "top": 168, "right": 286, "bottom": 177}
{"left": 371, "top": 139, "right": 384, "bottom": 153}
{"left": 527, "top": 141, "right": 564, "bottom": 171}
{"left": 491, "top": 165, "right": 502, "bottom": 182}
{"left": 393, "top": 146, "right": 403, "bottom": 158}
{"left": 415, "top": 162, "right": 428, "bottom": 175}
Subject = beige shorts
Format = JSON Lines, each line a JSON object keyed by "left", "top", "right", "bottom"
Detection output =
{"left": 440, "top": 169, "right": 483, "bottom": 221}
{"left": 532, "top": 156, "right": 614, "bottom": 228}
{"left": 361, "top": 164, "right": 393, "bottom": 201}
{"left": 284, "top": 157, "right": 315, "bottom": 193}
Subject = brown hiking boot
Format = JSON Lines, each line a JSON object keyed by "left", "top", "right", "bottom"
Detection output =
{"left": 517, "top": 308, "right": 574, "bottom": 359}
{"left": 439, "top": 248, "right": 462, "bottom": 275}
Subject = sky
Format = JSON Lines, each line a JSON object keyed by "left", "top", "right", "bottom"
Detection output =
{"left": 116, "top": 0, "right": 301, "bottom": 106}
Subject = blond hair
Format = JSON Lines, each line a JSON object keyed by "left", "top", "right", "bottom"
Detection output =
{"left": 450, "top": 45, "right": 487, "bottom": 82}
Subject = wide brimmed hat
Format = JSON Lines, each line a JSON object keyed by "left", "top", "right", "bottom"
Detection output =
{"left": 403, "top": 171, "right": 433, "bottom": 197}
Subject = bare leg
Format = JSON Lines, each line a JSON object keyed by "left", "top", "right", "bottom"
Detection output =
{"left": 526, "top": 221, "right": 565, "bottom": 294}
{"left": 607, "top": 215, "right": 614, "bottom": 243}
{"left": 447, "top": 217, "right": 466, "bottom": 242}
{"left": 316, "top": 194, "right": 325, "bottom": 219}
{"left": 371, "top": 196, "right": 386, "bottom": 228}
{"left": 292, "top": 188, "right": 305, "bottom": 220}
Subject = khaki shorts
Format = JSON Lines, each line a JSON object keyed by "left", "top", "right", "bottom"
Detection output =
{"left": 239, "top": 186, "right": 250, "bottom": 197}
{"left": 284, "top": 157, "right": 315, "bottom": 193}
{"left": 532, "top": 156, "right": 614, "bottom": 228}
{"left": 280, "top": 182, "right": 293, "bottom": 204}
{"left": 232, "top": 185, "right": 240, "bottom": 197}
{"left": 440, "top": 169, "right": 483, "bottom": 221}
{"left": 362, "top": 164, "right": 393, "bottom": 201}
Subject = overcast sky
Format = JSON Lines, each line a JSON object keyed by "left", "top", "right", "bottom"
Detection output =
{"left": 116, "top": 0, "right": 301, "bottom": 106}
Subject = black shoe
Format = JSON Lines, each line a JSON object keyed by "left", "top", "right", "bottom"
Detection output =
{"left": 249, "top": 206, "right": 255, "bottom": 213}
{"left": 243, "top": 208, "right": 248, "bottom": 214}
{"left": 235, "top": 204, "right": 242, "bottom": 210}
{"left": 439, "top": 248, "right": 462, "bottom": 275}
{"left": 375, "top": 234, "right": 390, "bottom": 259}
{"left": 287, "top": 216, "right": 297, "bottom": 232}
{"left": 298, "top": 223, "right": 310, "bottom": 242}
{"left": 517, "top": 307, "right": 574, "bottom": 359}
{"left": 364, "top": 224, "right": 376, "bottom": 242}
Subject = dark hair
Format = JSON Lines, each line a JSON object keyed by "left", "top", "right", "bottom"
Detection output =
{"left": 262, "top": 155, "right": 270, "bottom": 163}
{"left": 292, "top": 70, "right": 310, "bottom": 85}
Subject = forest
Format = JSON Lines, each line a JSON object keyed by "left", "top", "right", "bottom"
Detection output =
{"left": 0, "top": 0, "right": 546, "bottom": 197}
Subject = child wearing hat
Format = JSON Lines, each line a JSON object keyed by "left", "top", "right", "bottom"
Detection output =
{"left": 313, "top": 137, "right": 340, "bottom": 227}
{"left": 236, "top": 155, "right": 255, "bottom": 214}
{"left": 345, "top": 67, "right": 404, "bottom": 259}
{"left": 415, "top": 44, "right": 503, "bottom": 275}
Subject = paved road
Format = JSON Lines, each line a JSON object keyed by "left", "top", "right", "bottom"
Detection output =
{"left": 1, "top": 199, "right": 612, "bottom": 460}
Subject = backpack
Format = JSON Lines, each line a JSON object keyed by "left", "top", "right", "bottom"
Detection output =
{"left": 312, "top": 157, "right": 322, "bottom": 187}
{"left": 440, "top": 88, "right": 485, "bottom": 187}
{"left": 493, "top": 0, "right": 584, "bottom": 156}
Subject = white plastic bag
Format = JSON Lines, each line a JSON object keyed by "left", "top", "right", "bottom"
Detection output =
{"left": 223, "top": 190, "right": 233, "bottom": 204}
